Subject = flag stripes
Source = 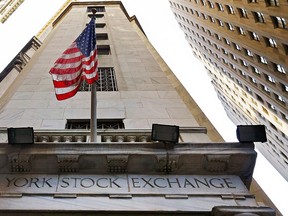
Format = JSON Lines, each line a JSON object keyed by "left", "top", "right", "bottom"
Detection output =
{"left": 49, "top": 17, "right": 98, "bottom": 101}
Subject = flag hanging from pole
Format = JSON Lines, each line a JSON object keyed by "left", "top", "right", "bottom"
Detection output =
{"left": 49, "top": 17, "right": 98, "bottom": 100}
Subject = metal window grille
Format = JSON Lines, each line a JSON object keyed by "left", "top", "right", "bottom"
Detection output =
{"left": 66, "top": 119, "right": 124, "bottom": 130}
{"left": 79, "top": 67, "right": 118, "bottom": 92}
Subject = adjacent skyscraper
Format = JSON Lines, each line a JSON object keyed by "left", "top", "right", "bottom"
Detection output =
{"left": 169, "top": 0, "right": 288, "bottom": 181}
{"left": 0, "top": 0, "right": 25, "bottom": 23}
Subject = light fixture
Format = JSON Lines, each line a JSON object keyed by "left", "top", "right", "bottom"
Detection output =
{"left": 151, "top": 124, "right": 179, "bottom": 144}
{"left": 236, "top": 125, "right": 267, "bottom": 143}
{"left": 7, "top": 127, "right": 34, "bottom": 144}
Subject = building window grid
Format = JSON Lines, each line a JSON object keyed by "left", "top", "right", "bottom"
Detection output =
{"left": 79, "top": 67, "right": 118, "bottom": 92}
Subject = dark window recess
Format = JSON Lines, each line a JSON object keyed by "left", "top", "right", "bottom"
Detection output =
{"left": 96, "top": 23, "right": 106, "bottom": 28}
{"left": 79, "top": 67, "right": 118, "bottom": 92}
{"left": 96, "top": 33, "right": 108, "bottom": 40}
{"left": 66, "top": 119, "right": 124, "bottom": 130}
{"left": 97, "top": 45, "right": 110, "bottom": 55}
{"left": 87, "top": 6, "right": 105, "bottom": 12}
{"left": 88, "top": 14, "right": 104, "bottom": 18}
{"left": 86, "top": 23, "right": 106, "bottom": 28}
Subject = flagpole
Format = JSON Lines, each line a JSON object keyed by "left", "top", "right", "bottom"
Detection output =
{"left": 90, "top": 82, "right": 97, "bottom": 142}
{"left": 90, "top": 9, "right": 97, "bottom": 142}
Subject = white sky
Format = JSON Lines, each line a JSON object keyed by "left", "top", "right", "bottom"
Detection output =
{"left": 0, "top": 0, "right": 287, "bottom": 215}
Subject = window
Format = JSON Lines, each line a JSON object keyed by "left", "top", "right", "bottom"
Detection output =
{"left": 253, "top": 12, "right": 265, "bottom": 23}
{"left": 281, "top": 83, "right": 288, "bottom": 92}
{"left": 216, "top": 3, "right": 224, "bottom": 11}
{"left": 267, "top": 75, "right": 276, "bottom": 83}
{"left": 234, "top": 43, "right": 241, "bottom": 51}
{"left": 251, "top": 77, "right": 257, "bottom": 84}
{"left": 96, "top": 23, "right": 106, "bottom": 28}
{"left": 264, "top": 85, "right": 270, "bottom": 92}
{"left": 231, "top": 54, "right": 237, "bottom": 61}
{"left": 266, "top": 37, "right": 277, "bottom": 48}
{"left": 210, "top": 16, "right": 215, "bottom": 23}
{"left": 277, "top": 95, "right": 285, "bottom": 103}
{"left": 259, "top": 56, "right": 268, "bottom": 64}
{"left": 79, "top": 67, "right": 118, "bottom": 92}
{"left": 96, "top": 33, "right": 108, "bottom": 40}
{"left": 214, "top": 33, "right": 221, "bottom": 40}
{"left": 276, "top": 64, "right": 286, "bottom": 74}
{"left": 265, "top": 0, "right": 279, "bottom": 6}
{"left": 218, "top": 19, "right": 224, "bottom": 27}
{"left": 269, "top": 103, "right": 277, "bottom": 111}
{"left": 88, "top": 14, "right": 104, "bottom": 18}
{"left": 237, "top": 27, "right": 246, "bottom": 35}
{"left": 227, "top": 23, "right": 234, "bottom": 31}
{"left": 271, "top": 16, "right": 286, "bottom": 29}
{"left": 97, "top": 45, "right": 110, "bottom": 55}
{"left": 249, "top": 31, "right": 260, "bottom": 41}
{"left": 226, "top": 5, "right": 235, "bottom": 14}
{"left": 207, "top": 1, "right": 214, "bottom": 8}
{"left": 242, "top": 59, "right": 249, "bottom": 67}
{"left": 248, "top": 0, "right": 258, "bottom": 3}
{"left": 246, "top": 49, "right": 253, "bottom": 57}
{"left": 224, "top": 38, "right": 230, "bottom": 45}
{"left": 87, "top": 6, "right": 105, "bottom": 13}
{"left": 66, "top": 119, "right": 124, "bottom": 130}
{"left": 238, "top": 8, "right": 248, "bottom": 18}
{"left": 252, "top": 66, "right": 261, "bottom": 74}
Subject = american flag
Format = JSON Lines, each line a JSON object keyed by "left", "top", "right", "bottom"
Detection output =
{"left": 49, "top": 17, "right": 98, "bottom": 100}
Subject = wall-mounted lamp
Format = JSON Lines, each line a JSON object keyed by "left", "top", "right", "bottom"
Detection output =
{"left": 151, "top": 124, "right": 179, "bottom": 144}
{"left": 236, "top": 125, "right": 267, "bottom": 143}
{"left": 7, "top": 127, "right": 34, "bottom": 144}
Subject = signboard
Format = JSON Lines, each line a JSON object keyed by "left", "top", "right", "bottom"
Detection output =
{"left": 0, "top": 174, "right": 249, "bottom": 195}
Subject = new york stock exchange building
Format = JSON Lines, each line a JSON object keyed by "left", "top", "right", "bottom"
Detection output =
{"left": 0, "top": 1, "right": 277, "bottom": 215}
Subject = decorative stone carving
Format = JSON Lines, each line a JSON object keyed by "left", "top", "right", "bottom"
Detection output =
{"left": 107, "top": 155, "right": 128, "bottom": 173}
{"left": 116, "top": 135, "right": 124, "bottom": 142}
{"left": 127, "top": 135, "right": 136, "bottom": 142}
{"left": 39, "top": 135, "right": 49, "bottom": 142}
{"left": 103, "top": 135, "right": 113, "bottom": 142}
{"left": 51, "top": 136, "right": 61, "bottom": 142}
{"left": 75, "top": 135, "right": 85, "bottom": 142}
{"left": 57, "top": 155, "right": 79, "bottom": 173}
{"left": 139, "top": 136, "right": 148, "bottom": 142}
{"left": 204, "top": 155, "right": 230, "bottom": 172}
{"left": 63, "top": 136, "right": 73, "bottom": 142}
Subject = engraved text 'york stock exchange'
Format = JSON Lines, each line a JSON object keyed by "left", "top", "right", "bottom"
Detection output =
{"left": 0, "top": 174, "right": 249, "bottom": 195}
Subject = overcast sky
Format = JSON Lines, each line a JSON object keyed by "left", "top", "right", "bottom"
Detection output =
{"left": 0, "top": 0, "right": 287, "bottom": 214}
